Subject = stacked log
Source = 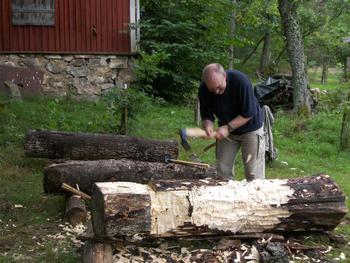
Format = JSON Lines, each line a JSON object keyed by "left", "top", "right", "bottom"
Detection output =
{"left": 24, "top": 130, "right": 178, "bottom": 162}
{"left": 91, "top": 174, "right": 347, "bottom": 239}
{"left": 44, "top": 159, "right": 217, "bottom": 194}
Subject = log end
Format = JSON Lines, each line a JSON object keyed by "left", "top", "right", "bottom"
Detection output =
{"left": 83, "top": 241, "right": 113, "bottom": 263}
{"left": 65, "top": 195, "right": 87, "bottom": 226}
{"left": 91, "top": 182, "right": 152, "bottom": 238}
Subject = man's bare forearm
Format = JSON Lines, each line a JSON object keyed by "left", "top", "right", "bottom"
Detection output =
{"left": 203, "top": 119, "right": 214, "bottom": 130}
{"left": 227, "top": 115, "right": 251, "bottom": 130}
{"left": 203, "top": 119, "right": 215, "bottom": 137}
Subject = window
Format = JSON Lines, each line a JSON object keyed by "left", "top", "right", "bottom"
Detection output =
{"left": 12, "top": 0, "right": 55, "bottom": 26}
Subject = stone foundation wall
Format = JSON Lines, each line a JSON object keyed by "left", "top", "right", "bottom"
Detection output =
{"left": 0, "top": 54, "right": 136, "bottom": 99}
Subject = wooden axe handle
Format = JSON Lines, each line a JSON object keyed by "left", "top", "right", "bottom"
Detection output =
{"left": 185, "top": 127, "right": 216, "bottom": 138}
{"left": 168, "top": 159, "right": 210, "bottom": 168}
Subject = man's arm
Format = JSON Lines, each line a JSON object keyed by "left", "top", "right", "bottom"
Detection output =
{"left": 227, "top": 115, "right": 251, "bottom": 131}
{"left": 203, "top": 119, "right": 215, "bottom": 138}
{"left": 215, "top": 115, "right": 251, "bottom": 139}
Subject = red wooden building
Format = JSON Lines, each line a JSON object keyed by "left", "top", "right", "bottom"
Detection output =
{"left": 0, "top": 0, "right": 139, "bottom": 54}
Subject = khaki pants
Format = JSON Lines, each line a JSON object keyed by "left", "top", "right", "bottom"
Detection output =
{"left": 216, "top": 127, "right": 265, "bottom": 181}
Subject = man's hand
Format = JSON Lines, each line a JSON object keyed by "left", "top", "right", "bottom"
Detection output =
{"left": 215, "top": 125, "right": 229, "bottom": 139}
{"left": 203, "top": 120, "right": 215, "bottom": 138}
{"left": 205, "top": 126, "right": 215, "bottom": 138}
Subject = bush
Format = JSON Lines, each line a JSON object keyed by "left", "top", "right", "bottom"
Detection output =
{"left": 317, "top": 85, "right": 350, "bottom": 113}
{"left": 103, "top": 87, "right": 152, "bottom": 133}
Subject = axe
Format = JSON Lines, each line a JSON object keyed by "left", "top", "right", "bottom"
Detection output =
{"left": 179, "top": 127, "right": 216, "bottom": 151}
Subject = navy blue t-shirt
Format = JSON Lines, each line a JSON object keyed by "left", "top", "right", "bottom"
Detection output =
{"left": 199, "top": 69, "right": 262, "bottom": 135}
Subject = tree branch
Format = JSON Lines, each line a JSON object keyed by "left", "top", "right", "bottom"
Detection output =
{"left": 241, "top": 36, "right": 265, "bottom": 65}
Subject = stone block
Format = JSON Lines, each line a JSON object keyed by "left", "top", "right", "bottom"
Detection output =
{"left": 67, "top": 66, "right": 89, "bottom": 77}
{"left": 46, "top": 61, "right": 67, "bottom": 74}
{"left": 118, "top": 68, "right": 136, "bottom": 83}
{"left": 108, "top": 57, "right": 128, "bottom": 69}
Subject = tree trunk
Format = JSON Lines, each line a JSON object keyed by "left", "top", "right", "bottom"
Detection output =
{"left": 321, "top": 57, "right": 328, "bottom": 85}
{"left": 259, "top": 32, "right": 272, "bottom": 74}
{"left": 344, "top": 57, "right": 349, "bottom": 82}
{"left": 83, "top": 241, "right": 113, "bottom": 263}
{"left": 278, "top": 0, "right": 311, "bottom": 116}
{"left": 65, "top": 195, "right": 87, "bottom": 226}
{"left": 44, "top": 159, "right": 218, "bottom": 194}
{"left": 24, "top": 130, "right": 178, "bottom": 162}
{"left": 228, "top": 0, "right": 237, "bottom": 70}
{"left": 340, "top": 94, "right": 350, "bottom": 151}
{"left": 91, "top": 174, "right": 347, "bottom": 238}
{"left": 194, "top": 96, "right": 201, "bottom": 126}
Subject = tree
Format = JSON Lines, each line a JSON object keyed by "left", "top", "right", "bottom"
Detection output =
{"left": 228, "top": 0, "right": 237, "bottom": 70}
{"left": 340, "top": 92, "right": 350, "bottom": 151}
{"left": 278, "top": 0, "right": 311, "bottom": 116}
{"left": 135, "top": 0, "right": 232, "bottom": 102}
{"left": 300, "top": 0, "right": 350, "bottom": 84}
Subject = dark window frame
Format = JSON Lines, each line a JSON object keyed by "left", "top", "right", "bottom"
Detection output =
{"left": 12, "top": 0, "right": 55, "bottom": 26}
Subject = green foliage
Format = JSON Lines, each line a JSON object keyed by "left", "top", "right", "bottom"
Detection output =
{"left": 103, "top": 87, "right": 152, "bottom": 132}
{"left": 136, "top": 0, "right": 231, "bottom": 102}
{"left": 301, "top": 0, "right": 350, "bottom": 67}
{"left": 317, "top": 85, "right": 350, "bottom": 113}
{"left": 104, "top": 87, "right": 151, "bottom": 119}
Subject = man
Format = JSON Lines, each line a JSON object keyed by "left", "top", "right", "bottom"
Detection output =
{"left": 198, "top": 63, "right": 265, "bottom": 181}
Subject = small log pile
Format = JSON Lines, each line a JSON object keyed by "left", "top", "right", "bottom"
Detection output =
{"left": 254, "top": 75, "right": 317, "bottom": 111}
{"left": 24, "top": 129, "right": 218, "bottom": 239}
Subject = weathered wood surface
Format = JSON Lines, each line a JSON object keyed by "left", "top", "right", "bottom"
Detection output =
{"left": 82, "top": 241, "right": 113, "bottom": 263}
{"left": 24, "top": 130, "right": 179, "bottom": 162}
{"left": 65, "top": 195, "right": 87, "bottom": 226}
{"left": 91, "top": 174, "right": 347, "bottom": 238}
{"left": 44, "top": 159, "right": 217, "bottom": 194}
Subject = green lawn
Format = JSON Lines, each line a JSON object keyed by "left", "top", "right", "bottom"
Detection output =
{"left": 0, "top": 83, "right": 349, "bottom": 261}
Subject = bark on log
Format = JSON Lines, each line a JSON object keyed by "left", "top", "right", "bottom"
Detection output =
{"left": 24, "top": 130, "right": 178, "bottom": 162}
{"left": 65, "top": 195, "right": 87, "bottom": 226}
{"left": 83, "top": 241, "right": 113, "bottom": 263}
{"left": 44, "top": 159, "right": 217, "bottom": 194}
{"left": 91, "top": 174, "right": 347, "bottom": 238}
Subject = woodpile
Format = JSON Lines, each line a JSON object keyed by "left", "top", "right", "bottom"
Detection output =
{"left": 26, "top": 129, "right": 348, "bottom": 263}
{"left": 254, "top": 75, "right": 317, "bottom": 111}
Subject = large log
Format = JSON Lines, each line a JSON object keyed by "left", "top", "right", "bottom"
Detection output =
{"left": 43, "top": 159, "right": 217, "bottom": 194}
{"left": 24, "top": 130, "right": 178, "bottom": 162}
{"left": 91, "top": 174, "right": 347, "bottom": 238}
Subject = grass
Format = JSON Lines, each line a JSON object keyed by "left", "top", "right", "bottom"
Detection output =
{"left": 1, "top": 73, "right": 350, "bottom": 262}
{"left": 308, "top": 67, "right": 344, "bottom": 90}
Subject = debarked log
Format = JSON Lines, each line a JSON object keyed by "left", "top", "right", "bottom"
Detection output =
{"left": 91, "top": 174, "right": 347, "bottom": 238}
{"left": 44, "top": 159, "right": 217, "bottom": 194}
{"left": 24, "top": 130, "right": 178, "bottom": 162}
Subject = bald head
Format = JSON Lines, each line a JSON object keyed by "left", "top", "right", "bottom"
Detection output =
{"left": 202, "top": 63, "right": 226, "bottom": 95}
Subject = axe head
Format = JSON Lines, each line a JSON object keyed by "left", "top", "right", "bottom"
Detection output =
{"left": 179, "top": 128, "right": 191, "bottom": 151}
